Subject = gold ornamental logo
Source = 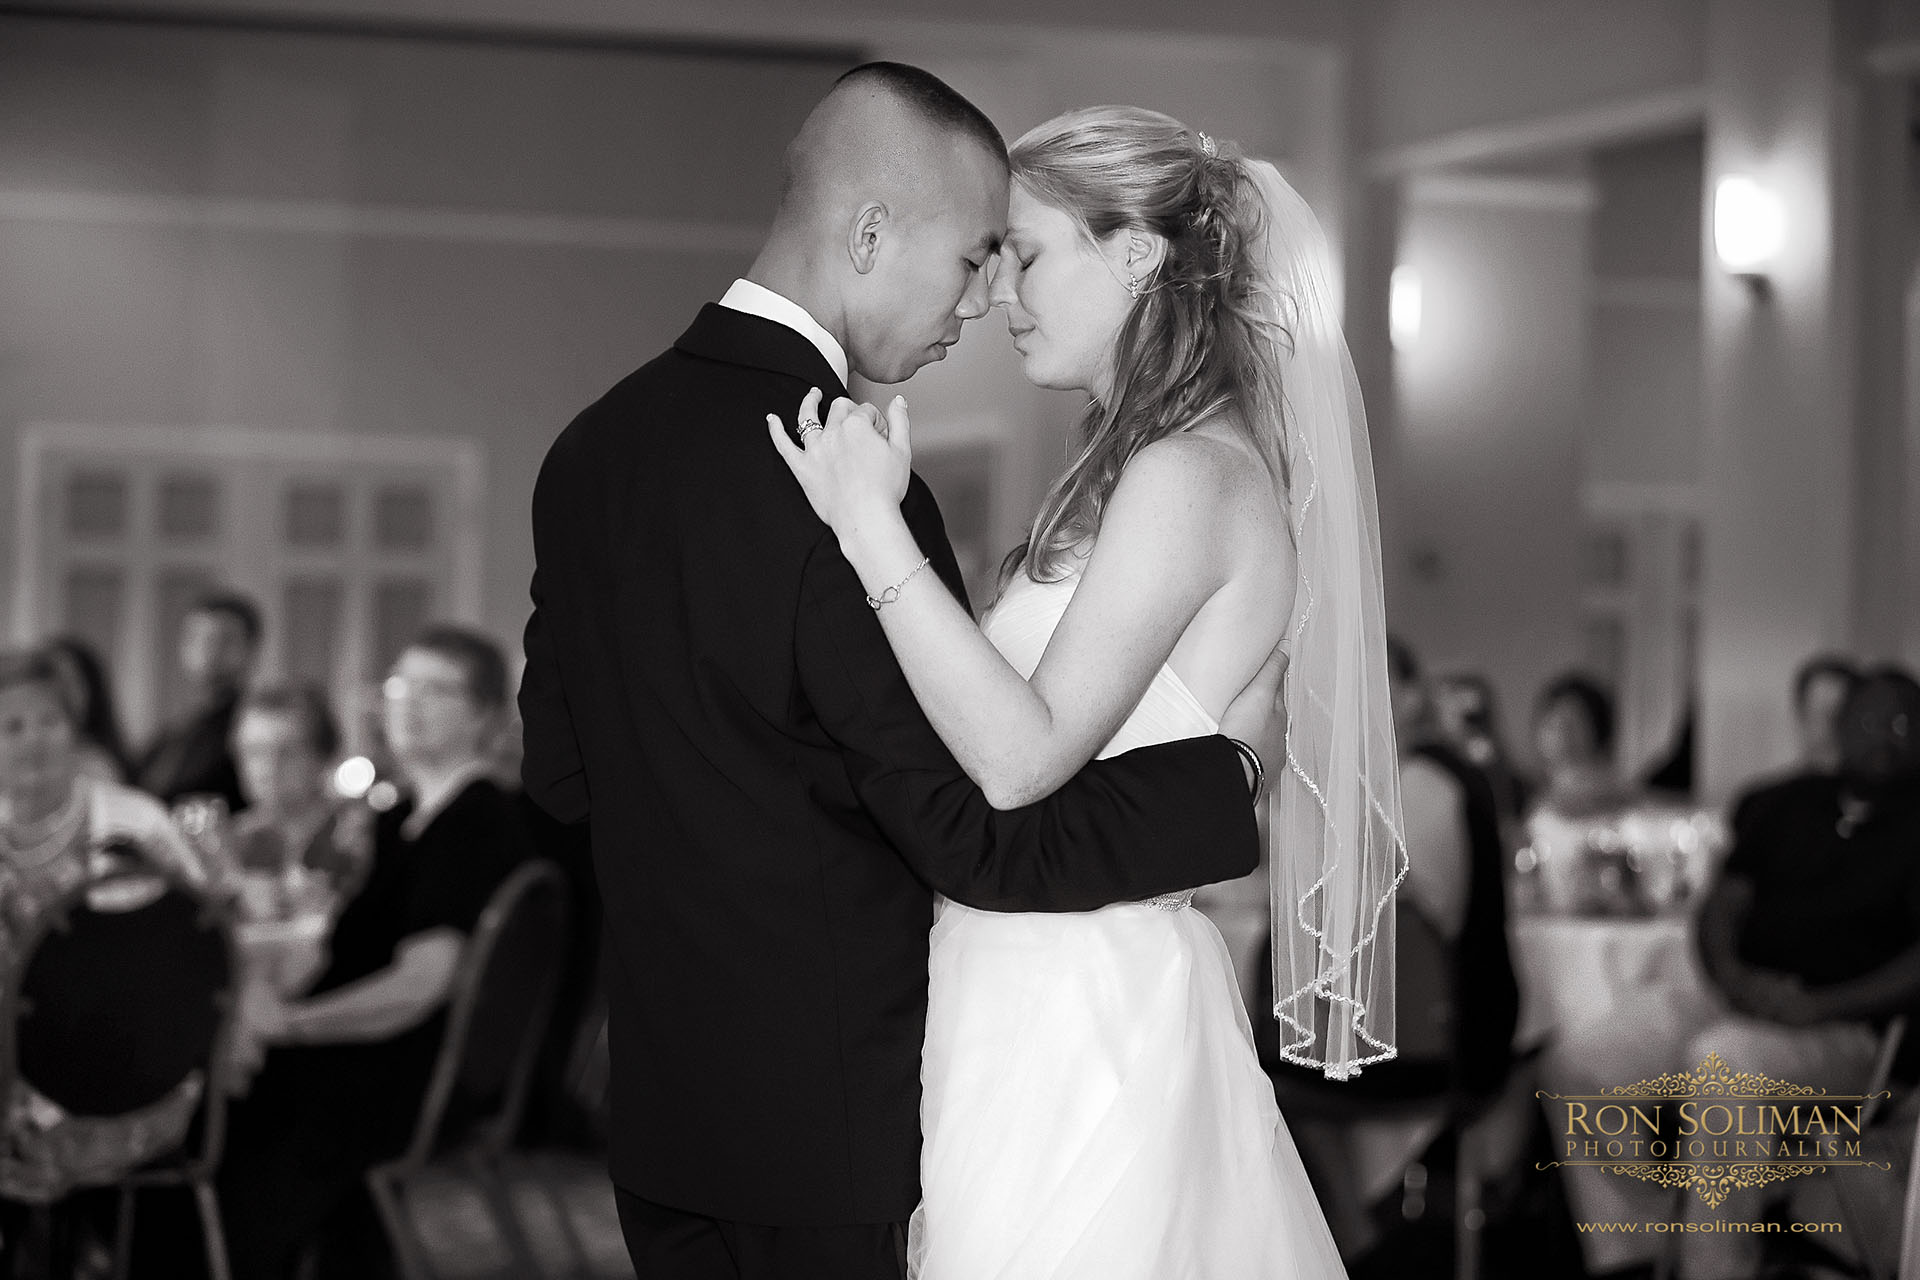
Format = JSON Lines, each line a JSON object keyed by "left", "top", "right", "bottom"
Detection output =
{"left": 1535, "top": 1053, "right": 1893, "bottom": 1208}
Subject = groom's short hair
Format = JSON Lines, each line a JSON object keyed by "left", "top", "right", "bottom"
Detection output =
{"left": 829, "top": 62, "right": 1007, "bottom": 166}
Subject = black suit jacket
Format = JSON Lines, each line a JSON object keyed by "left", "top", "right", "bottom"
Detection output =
{"left": 519, "top": 304, "right": 1259, "bottom": 1226}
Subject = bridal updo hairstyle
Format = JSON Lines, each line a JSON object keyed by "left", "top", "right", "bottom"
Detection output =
{"left": 1001, "top": 106, "right": 1294, "bottom": 589}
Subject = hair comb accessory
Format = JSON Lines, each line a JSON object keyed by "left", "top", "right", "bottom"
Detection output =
{"left": 1198, "top": 131, "right": 1219, "bottom": 158}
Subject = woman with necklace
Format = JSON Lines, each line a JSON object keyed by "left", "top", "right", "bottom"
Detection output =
{"left": 0, "top": 647, "right": 209, "bottom": 1252}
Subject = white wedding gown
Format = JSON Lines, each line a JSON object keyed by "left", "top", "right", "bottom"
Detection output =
{"left": 907, "top": 568, "right": 1348, "bottom": 1280}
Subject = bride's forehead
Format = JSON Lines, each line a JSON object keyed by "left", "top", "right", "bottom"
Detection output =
{"left": 1007, "top": 186, "right": 1075, "bottom": 237}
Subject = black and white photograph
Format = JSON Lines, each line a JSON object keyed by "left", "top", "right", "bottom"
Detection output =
{"left": 1, "top": 1, "right": 1918, "bottom": 1277}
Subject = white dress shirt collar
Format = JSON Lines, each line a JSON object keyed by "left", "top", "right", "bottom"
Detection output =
{"left": 718, "top": 278, "right": 850, "bottom": 388}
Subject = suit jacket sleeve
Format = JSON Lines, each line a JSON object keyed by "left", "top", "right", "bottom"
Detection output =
{"left": 794, "top": 479, "right": 1260, "bottom": 913}
{"left": 520, "top": 559, "right": 590, "bottom": 824}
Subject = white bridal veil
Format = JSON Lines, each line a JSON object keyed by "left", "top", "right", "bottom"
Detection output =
{"left": 1244, "top": 158, "right": 1409, "bottom": 1080}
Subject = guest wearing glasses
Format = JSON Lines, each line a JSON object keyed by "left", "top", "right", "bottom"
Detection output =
{"left": 134, "top": 593, "right": 261, "bottom": 811}
{"left": 210, "top": 626, "right": 531, "bottom": 1279}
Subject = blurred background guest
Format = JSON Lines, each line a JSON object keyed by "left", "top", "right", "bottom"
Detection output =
{"left": 1432, "top": 672, "right": 1529, "bottom": 831}
{"left": 0, "top": 647, "right": 207, "bottom": 954}
{"left": 133, "top": 593, "right": 260, "bottom": 811}
{"left": 1390, "top": 640, "right": 1522, "bottom": 1110}
{"left": 1272, "top": 637, "right": 1522, "bottom": 1273}
{"left": 229, "top": 683, "right": 372, "bottom": 896}
{"left": 1640, "top": 699, "right": 1696, "bottom": 799}
{"left": 206, "top": 625, "right": 533, "bottom": 1279}
{"left": 1523, "top": 674, "right": 1637, "bottom": 915}
{"left": 1670, "top": 665, "right": 1920, "bottom": 1278}
{"left": 1544, "top": 666, "right": 1920, "bottom": 1279}
{"left": 1718, "top": 654, "right": 1861, "bottom": 845}
{"left": 1790, "top": 652, "right": 1860, "bottom": 776}
{"left": 1528, "top": 673, "right": 1630, "bottom": 820}
{"left": 0, "top": 648, "right": 208, "bottom": 1266}
{"left": 41, "top": 635, "right": 132, "bottom": 784}
{"left": 378, "top": 626, "right": 524, "bottom": 845}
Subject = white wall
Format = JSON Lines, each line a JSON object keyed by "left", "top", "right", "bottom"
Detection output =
{"left": 1586, "top": 132, "right": 1704, "bottom": 490}
{"left": 0, "top": 14, "right": 849, "bottom": 663}
{"left": 58, "top": 0, "right": 1352, "bottom": 48}
{"left": 1389, "top": 181, "right": 1591, "bottom": 751}
{"left": 1697, "top": 0, "right": 1862, "bottom": 798}
{"left": 1359, "top": 0, "right": 1706, "bottom": 155}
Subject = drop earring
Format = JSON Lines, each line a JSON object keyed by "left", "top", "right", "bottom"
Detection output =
{"left": 1126, "top": 269, "right": 1141, "bottom": 299}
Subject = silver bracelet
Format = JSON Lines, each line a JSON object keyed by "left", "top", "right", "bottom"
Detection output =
{"left": 867, "top": 557, "right": 932, "bottom": 610}
{"left": 1227, "top": 737, "right": 1265, "bottom": 802}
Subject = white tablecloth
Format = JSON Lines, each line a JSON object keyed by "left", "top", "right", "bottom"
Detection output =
{"left": 1510, "top": 912, "right": 1715, "bottom": 1052}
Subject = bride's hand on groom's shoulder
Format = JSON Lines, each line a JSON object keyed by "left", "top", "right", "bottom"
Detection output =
{"left": 768, "top": 387, "right": 914, "bottom": 536}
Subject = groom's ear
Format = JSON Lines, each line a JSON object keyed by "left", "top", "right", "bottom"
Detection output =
{"left": 848, "top": 201, "right": 887, "bottom": 275}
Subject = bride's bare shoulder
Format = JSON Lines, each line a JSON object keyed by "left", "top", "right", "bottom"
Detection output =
{"left": 1114, "top": 427, "right": 1253, "bottom": 503}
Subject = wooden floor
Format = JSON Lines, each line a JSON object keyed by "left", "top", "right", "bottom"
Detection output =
{"left": 401, "top": 1152, "right": 634, "bottom": 1279}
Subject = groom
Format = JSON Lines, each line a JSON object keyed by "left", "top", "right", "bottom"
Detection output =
{"left": 520, "top": 63, "right": 1265, "bottom": 1280}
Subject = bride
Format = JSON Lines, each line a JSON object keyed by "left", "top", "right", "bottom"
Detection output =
{"left": 771, "top": 106, "right": 1404, "bottom": 1278}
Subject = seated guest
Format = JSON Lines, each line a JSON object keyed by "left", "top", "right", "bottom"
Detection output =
{"left": 229, "top": 683, "right": 373, "bottom": 899}
{"left": 43, "top": 635, "right": 132, "bottom": 783}
{"left": 1552, "top": 668, "right": 1920, "bottom": 1280}
{"left": 1527, "top": 672, "right": 1630, "bottom": 820}
{"left": 1434, "top": 671, "right": 1530, "bottom": 826}
{"left": 1641, "top": 700, "right": 1696, "bottom": 798}
{"left": 211, "top": 626, "right": 532, "bottom": 1279}
{"left": 1788, "top": 651, "right": 1859, "bottom": 776}
{"left": 134, "top": 593, "right": 260, "bottom": 811}
{"left": 1389, "top": 640, "right": 1520, "bottom": 1105}
{"left": 1522, "top": 673, "right": 1638, "bottom": 913}
{"left": 0, "top": 649, "right": 208, "bottom": 1245}
{"left": 1676, "top": 667, "right": 1920, "bottom": 1280}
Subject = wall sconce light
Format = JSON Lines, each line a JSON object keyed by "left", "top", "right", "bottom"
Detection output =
{"left": 1390, "top": 264, "right": 1422, "bottom": 351}
{"left": 1713, "top": 175, "right": 1785, "bottom": 289}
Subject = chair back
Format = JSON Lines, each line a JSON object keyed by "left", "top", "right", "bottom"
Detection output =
{"left": 401, "top": 859, "right": 570, "bottom": 1166}
{"left": 2, "top": 867, "right": 239, "bottom": 1189}
{"left": 10, "top": 868, "right": 237, "bottom": 1115}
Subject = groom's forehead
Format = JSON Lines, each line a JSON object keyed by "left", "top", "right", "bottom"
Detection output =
{"left": 965, "top": 224, "right": 1003, "bottom": 256}
{"left": 901, "top": 139, "right": 1005, "bottom": 244}
{"left": 922, "top": 177, "right": 1006, "bottom": 248}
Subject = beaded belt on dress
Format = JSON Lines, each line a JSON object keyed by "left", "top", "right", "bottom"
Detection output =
{"left": 1142, "top": 890, "right": 1195, "bottom": 911}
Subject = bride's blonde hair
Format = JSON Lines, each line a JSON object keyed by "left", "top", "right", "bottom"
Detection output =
{"left": 1000, "top": 106, "right": 1293, "bottom": 590}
